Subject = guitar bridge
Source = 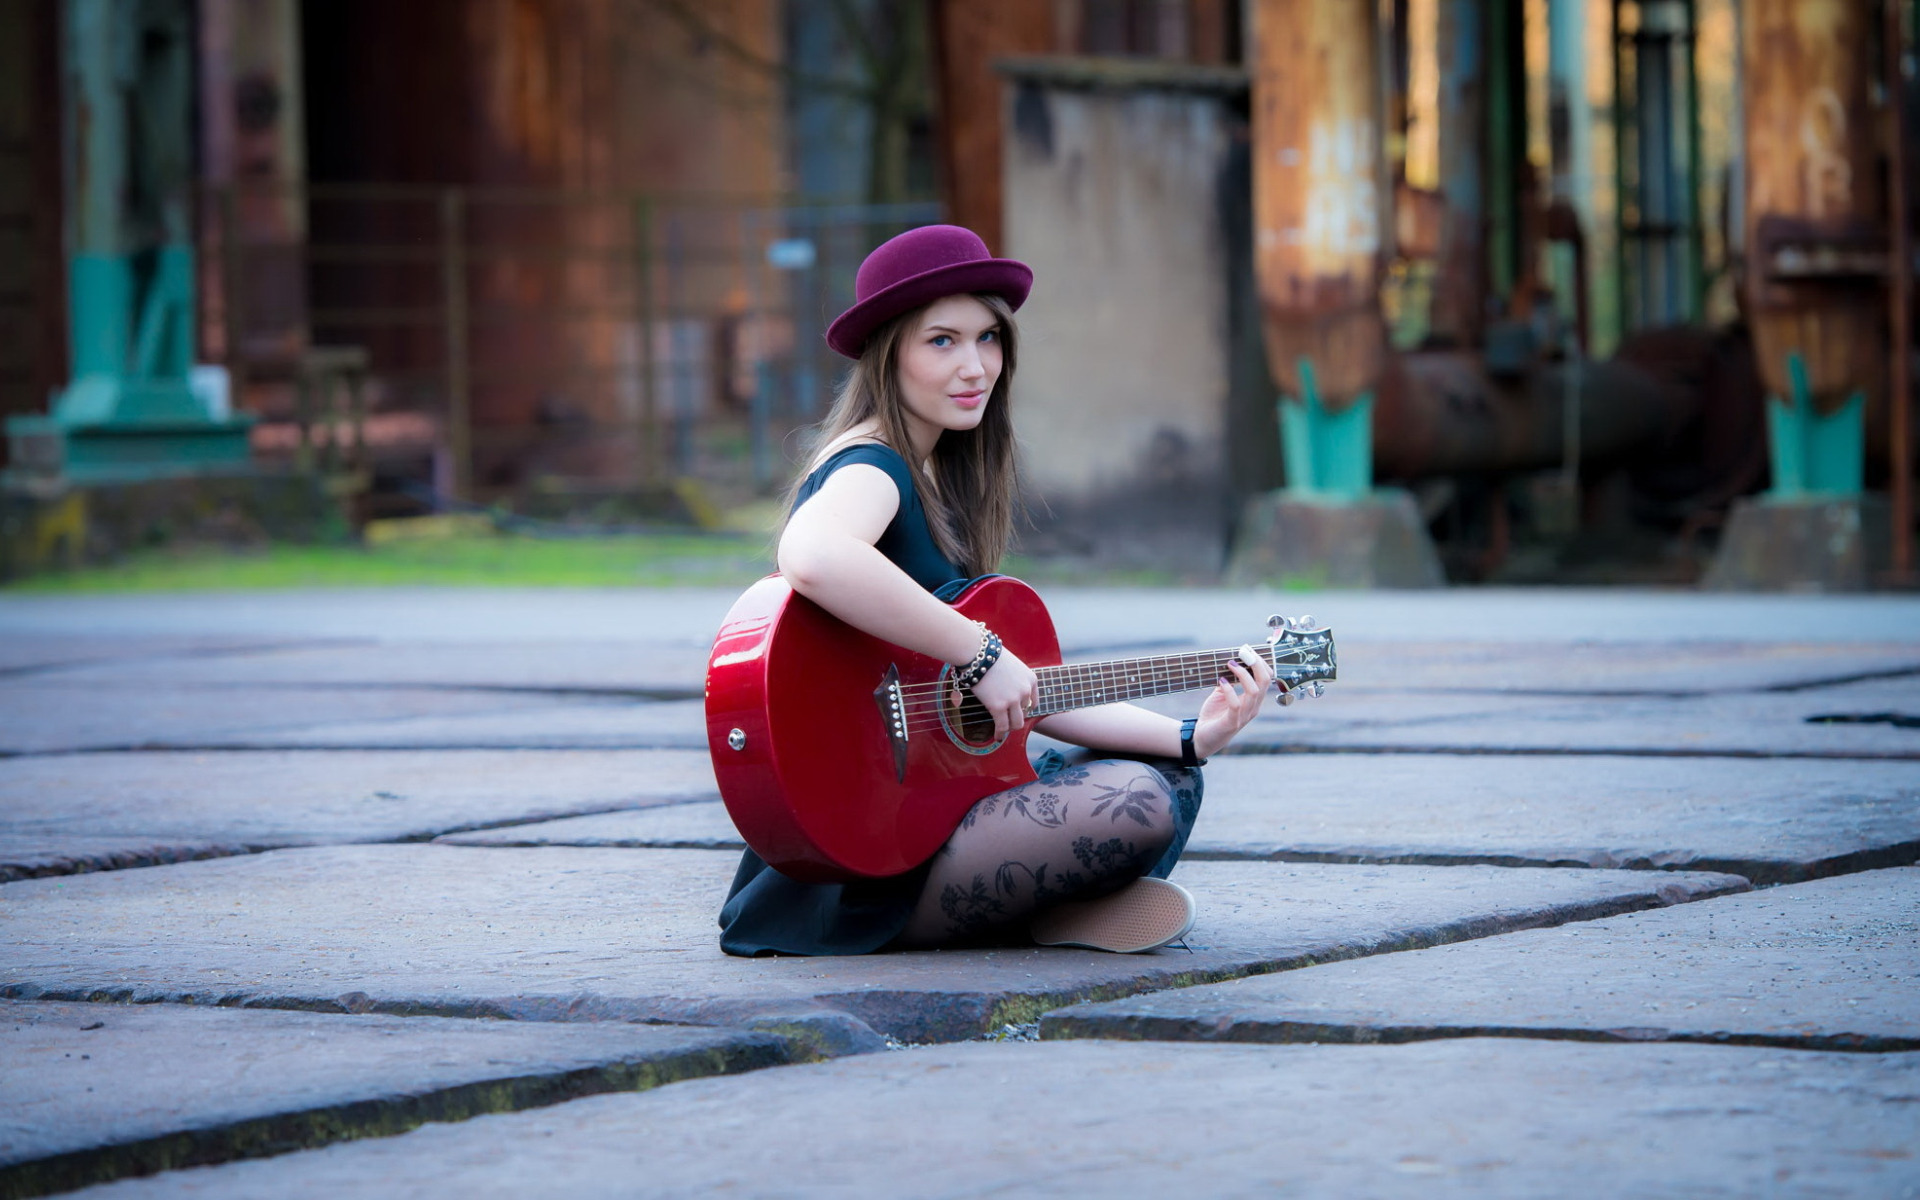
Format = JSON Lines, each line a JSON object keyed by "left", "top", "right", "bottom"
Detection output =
{"left": 873, "top": 663, "right": 909, "bottom": 782}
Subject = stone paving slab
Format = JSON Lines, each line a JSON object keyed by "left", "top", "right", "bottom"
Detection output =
{"left": 45, "top": 679, "right": 1909, "bottom": 757}
{"left": 30, "top": 635, "right": 1913, "bottom": 699}
{"left": 0, "top": 999, "right": 787, "bottom": 1197}
{"left": 1334, "top": 640, "right": 1920, "bottom": 695}
{"left": 0, "top": 636, "right": 354, "bottom": 678}
{"left": 0, "top": 846, "right": 1744, "bottom": 1044}
{"left": 436, "top": 806, "right": 734, "bottom": 850}
{"left": 1214, "top": 675, "right": 1920, "bottom": 759}
{"left": 1045, "top": 866, "right": 1920, "bottom": 1052}
{"left": 436, "top": 752, "right": 1920, "bottom": 885}
{"left": 0, "top": 750, "right": 717, "bottom": 880}
{"left": 0, "top": 838, "right": 258, "bottom": 884}
{"left": 0, "top": 685, "right": 597, "bottom": 755}
{"left": 69, "top": 1040, "right": 1920, "bottom": 1199}
{"left": 9, "top": 585, "right": 1920, "bottom": 645}
{"left": 207, "top": 700, "right": 711, "bottom": 751}
{"left": 29, "top": 641, "right": 711, "bottom": 695}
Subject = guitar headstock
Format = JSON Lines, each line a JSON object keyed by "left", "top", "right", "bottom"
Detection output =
{"left": 1265, "top": 614, "right": 1337, "bottom": 706}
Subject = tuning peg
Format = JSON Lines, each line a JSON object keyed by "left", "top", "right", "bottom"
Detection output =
{"left": 1266, "top": 614, "right": 1287, "bottom": 631}
{"left": 1295, "top": 615, "right": 1317, "bottom": 631}
{"left": 1275, "top": 684, "right": 1297, "bottom": 707}
{"left": 1305, "top": 680, "right": 1325, "bottom": 699}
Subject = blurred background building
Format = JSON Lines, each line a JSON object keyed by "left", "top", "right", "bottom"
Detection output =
{"left": 1, "top": 0, "right": 1914, "bottom": 586}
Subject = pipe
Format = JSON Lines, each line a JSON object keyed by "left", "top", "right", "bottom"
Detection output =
{"left": 1371, "top": 350, "right": 1697, "bottom": 479}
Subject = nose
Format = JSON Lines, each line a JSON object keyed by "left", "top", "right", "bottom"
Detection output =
{"left": 957, "top": 342, "right": 986, "bottom": 382}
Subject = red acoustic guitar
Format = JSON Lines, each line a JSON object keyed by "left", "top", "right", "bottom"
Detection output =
{"left": 705, "top": 575, "right": 1337, "bottom": 882}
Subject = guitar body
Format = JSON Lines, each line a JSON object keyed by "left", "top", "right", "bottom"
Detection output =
{"left": 705, "top": 574, "right": 1062, "bottom": 882}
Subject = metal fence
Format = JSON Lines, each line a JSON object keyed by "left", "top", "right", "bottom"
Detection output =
{"left": 206, "top": 183, "right": 940, "bottom": 510}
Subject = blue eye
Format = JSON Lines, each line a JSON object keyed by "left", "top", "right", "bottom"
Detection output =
{"left": 979, "top": 330, "right": 997, "bottom": 343}
{"left": 931, "top": 334, "right": 953, "bottom": 348}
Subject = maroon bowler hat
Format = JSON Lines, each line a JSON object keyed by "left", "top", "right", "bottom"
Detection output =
{"left": 825, "top": 225, "right": 1032, "bottom": 359}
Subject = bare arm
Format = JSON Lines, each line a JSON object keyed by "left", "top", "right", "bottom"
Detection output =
{"left": 776, "top": 462, "right": 1039, "bottom": 740}
{"left": 1036, "top": 653, "right": 1273, "bottom": 760}
{"left": 777, "top": 463, "right": 979, "bottom": 661}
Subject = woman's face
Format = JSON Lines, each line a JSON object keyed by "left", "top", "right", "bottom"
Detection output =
{"left": 895, "top": 294, "right": 1003, "bottom": 459}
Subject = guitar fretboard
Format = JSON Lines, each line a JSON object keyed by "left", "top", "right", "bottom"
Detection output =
{"left": 1030, "top": 643, "right": 1311, "bottom": 717}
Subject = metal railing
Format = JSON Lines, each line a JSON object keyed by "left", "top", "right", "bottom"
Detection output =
{"left": 207, "top": 182, "right": 940, "bottom": 509}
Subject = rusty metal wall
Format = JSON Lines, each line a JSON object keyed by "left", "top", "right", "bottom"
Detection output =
{"left": 1430, "top": 0, "right": 1487, "bottom": 348}
{"left": 0, "top": 0, "right": 66, "bottom": 462}
{"left": 298, "top": 0, "right": 785, "bottom": 494}
{"left": 198, "top": 0, "right": 310, "bottom": 369}
{"left": 1250, "top": 0, "right": 1387, "bottom": 407}
{"left": 1741, "top": 0, "right": 1886, "bottom": 414}
{"left": 931, "top": 0, "right": 1059, "bottom": 252}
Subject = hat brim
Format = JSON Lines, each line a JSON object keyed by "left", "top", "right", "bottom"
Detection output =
{"left": 825, "top": 258, "right": 1033, "bottom": 359}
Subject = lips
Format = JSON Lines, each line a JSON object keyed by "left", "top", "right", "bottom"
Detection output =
{"left": 951, "top": 391, "right": 985, "bottom": 409}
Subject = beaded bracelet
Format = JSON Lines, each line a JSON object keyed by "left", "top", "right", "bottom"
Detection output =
{"left": 952, "top": 622, "right": 1003, "bottom": 690}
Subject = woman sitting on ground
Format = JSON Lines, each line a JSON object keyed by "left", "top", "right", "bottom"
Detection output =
{"left": 719, "top": 224, "right": 1275, "bottom": 957}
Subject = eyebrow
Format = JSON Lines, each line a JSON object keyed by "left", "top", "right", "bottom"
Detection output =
{"left": 921, "top": 323, "right": 995, "bottom": 336}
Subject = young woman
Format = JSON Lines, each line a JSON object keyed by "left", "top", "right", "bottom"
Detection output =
{"left": 719, "top": 224, "right": 1274, "bottom": 957}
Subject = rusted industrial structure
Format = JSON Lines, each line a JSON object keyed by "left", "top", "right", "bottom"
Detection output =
{"left": 3, "top": 0, "right": 1914, "bottom": 587}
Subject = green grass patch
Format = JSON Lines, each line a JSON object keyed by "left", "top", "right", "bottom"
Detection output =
{"left": 7, "top": 533, "right": 775, "bottom": 592}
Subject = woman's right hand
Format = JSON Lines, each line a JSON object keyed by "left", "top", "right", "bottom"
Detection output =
{"left": 962, "top": 648, "right": 1038, "bottom": 745}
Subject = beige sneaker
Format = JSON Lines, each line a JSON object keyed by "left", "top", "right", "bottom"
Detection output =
{"left": 1029, "top": 877, "right": 1196, "bottom": 953}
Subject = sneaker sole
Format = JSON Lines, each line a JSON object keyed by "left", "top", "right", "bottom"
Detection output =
{"left": 1029, "top": 877, "right": 1195, "bottom": 953}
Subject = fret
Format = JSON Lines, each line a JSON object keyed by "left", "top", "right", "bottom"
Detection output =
{"left": 1034, "top": 642, "right": 1296, "bottom": 716}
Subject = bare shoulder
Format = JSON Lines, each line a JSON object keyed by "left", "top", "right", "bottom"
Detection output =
{"left": 803, "top": 458, "right": 901, "bottom": 515}
{"left": 804, "top": 432, "right": 889, "bottom": 473}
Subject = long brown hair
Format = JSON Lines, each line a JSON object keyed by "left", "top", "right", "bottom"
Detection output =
{"left": 780, "top": 293, "right": 1021, "bottom": 575}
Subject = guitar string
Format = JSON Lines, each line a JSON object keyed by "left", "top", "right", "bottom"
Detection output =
{"left": 887, "top": 657, "right": 1331, "bottom": 724}
{"left": 884, "top": 645, "right": 1333, "bottom": 733}
{"left": 883, "top": 642, "right": 1328, "bottom": 699}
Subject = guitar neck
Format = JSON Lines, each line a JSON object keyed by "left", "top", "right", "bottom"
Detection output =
{"left": 1031, "top": 643, "right": 1290, "bottom": 717}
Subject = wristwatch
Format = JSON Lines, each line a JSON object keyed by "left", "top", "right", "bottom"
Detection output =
{"left": 1179, "top": 717, "right": 1207, "bottom": 767}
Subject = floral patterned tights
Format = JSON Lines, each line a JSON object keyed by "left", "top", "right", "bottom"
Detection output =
{"left": 894, "top": 757, "right": 1189, "bottom": 947}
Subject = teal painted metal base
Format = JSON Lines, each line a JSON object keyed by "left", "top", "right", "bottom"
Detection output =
{"left": 1766, "top": 351, "right": 1864, "bottom": 498}
{"left": 5, "top": 409, "right": 255, "bottom": 486}
{"left": 10, "top": 242, "right": 256, "bottom": 488}
{"left": 1278, "top": 359, "right": 1374, "bottom": 502}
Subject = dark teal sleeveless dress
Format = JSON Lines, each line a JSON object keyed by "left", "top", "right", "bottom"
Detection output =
{"left": 717, "top": 443, "right": 1203, "bottom": 956}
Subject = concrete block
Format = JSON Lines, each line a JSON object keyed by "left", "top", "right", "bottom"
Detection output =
{"left": 0, "top": 1000, "right": 786, "bottom": 1196}
{"left": 445, "top": 753, "right": 1920, "bottom": 886}
{"left": 0, "top": 846, "right": 1742, "bottom": 1045}
{"left": 1705, "top": 494, "right": 1891, "bottom": 591}
{"left": 1226, "top": 490, "right": 1444, "bottom": 589}
{"left": 1045, "top": 867, "right": 1920, "bottom": 1051}
{"left": 67, "top": 1040, "right": 1920, "bottom": 1198}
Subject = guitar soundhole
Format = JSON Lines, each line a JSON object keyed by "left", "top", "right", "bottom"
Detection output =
{"left": 936, "top": 669, "right": 1005, "bottom": 754}
{"left": 952, "top": 694, "right": 997, "bottom": 746}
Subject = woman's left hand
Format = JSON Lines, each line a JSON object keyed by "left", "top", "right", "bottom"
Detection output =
{"left": 1190, "top": 644, "right": 1276, "bottom": 760}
